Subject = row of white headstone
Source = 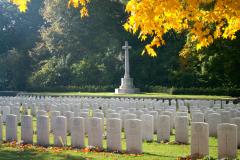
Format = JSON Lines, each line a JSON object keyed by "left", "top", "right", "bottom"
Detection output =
{"left": 0, "top": 96, "right": 239, "bottom": 159}
{"left": 0, "top": 112, "right": 239, "bottom": 159}
{"left": 1, "top": 96, "right": 239, "bottom": 112}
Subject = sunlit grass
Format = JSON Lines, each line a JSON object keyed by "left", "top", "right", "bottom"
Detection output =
{"left": 21, "top": 92, "right": 234, "bottom": 100}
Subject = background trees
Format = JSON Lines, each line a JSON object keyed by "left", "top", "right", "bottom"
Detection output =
{"left": 0, "top": 0, "right": 239, "bottom": 92}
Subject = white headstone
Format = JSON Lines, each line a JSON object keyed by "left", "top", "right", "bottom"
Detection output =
{"left": 125, "top": 119, "right": 142, "bottom": 154}
{"left": 157, "top": 115, "right": 170, "bottom": 142}
{"left": 50, "top": 111, "right": 60, "bottom": 133}
{"left": 218, "top": 123, "right": 237, "bottom": 159}
{"left": 2, "top": 106, "right": 10, "bottom": 123}
{"left": 124, "top": 113, "right": 137, "bottom": 131}
{"left": 37, "top": 115, "right": 49, "bottom": 146}
{"left": 106, "top": 118, "right": 122, "bottom": 152}
{"left": 6, "top": 114, "right": 17, "bottom": 142}
{"left": 208, "top": 113, "right": 221, "bottom": 137}
{"left": 120, "top": 110, "right": 129, "bottom": 130}
{"left": 31, "top": 105, "right": 38, "bottom": 116}
{"left": 80, "top": 112, "right": 89, "bottom": 134}
{"left": 141, "top": 114, "right": 154, "bottom": 142}
{"left": 149, "top": 111, "right": 158, "bottom": 133}
{"left": 64, "top": 111, "right": 74, "bottom": 133}
{"left": 191, "top": 122, "right": 209, "bottom": 158}
{"left": 88, "top": 117, "right": 103, "bottom": 149}
{"left": 12, "top": 107, "right": 21, "bottom": 123}
{"left": 192, "top": 112, "right": 204, "bottom": 123}
{"left": 71, "top": 117, "right": 85, "bottom": 148}
{"left": 21, "top": 115, "right": 33, "bottom": 144}
{"left": 92, "top": 112, "right": 104, "bottom": 131}
{"left": 220, "top": 111, "right": 231, "bottom": 123}
{"left": 54, "top": 116, "right": 67, "bottom": 147}
{"left": 162, "top": 111, "right": 174, "bottom": 134}
{"left": 175, "top": 116, "right": 188, "bottom": 144}
{"left": 231, "top": 117, "right": 240, "bottom": 148}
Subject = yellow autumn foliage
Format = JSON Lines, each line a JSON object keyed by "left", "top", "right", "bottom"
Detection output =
{"left": 9, "top": 0, "right": 240, "bottom": 57}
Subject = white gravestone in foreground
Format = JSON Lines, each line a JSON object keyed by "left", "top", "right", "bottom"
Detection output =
{"left": 50, "top": 111, "right": 60, "bottom": 133}
{"left": 191, "top": 122, "right": 209, "bottom": 159}
{"left": 125, "top": 119, "right": 142, "bottom": 154}
{"left": 175, "top": 116, "right": 188, "bottom": 144}
{"left": 208, "top": 113, "right": 221, "bottom": 137}
{"left": 21, "top": 115, "right": 33, "bottom": 144}
{"left": 218, "top": 123, "right": 237, "bottom": 159}
{"left": 231, "top": 117, "right": 240, "bottom": 148}
{"left": 71, "top": 117, "right": 85, "bottom": 148}
{"left": 6, "top": 114, "right": 17, "bottom": 142}
{"left": 157, "top": 115, "right": 170, "bottom": 142}
{"left": 88, "top": 117, "right": 103, "bottom": 149}
{"left": 54, "top": 116, "right": 67, "bottom": 147}
{"left": 162, "top": 111, "right": 173, "bottom": 134}
{"left": 37, "top": 115, "right": 49, "bottom": 146}
{"left": 115, "top": 41, "right": 140, "bottom": 94}
{"left": 141, "top": 114, "right": 154, "bottom": 142}
{"left": 107, "top": 118, "right": 122, "bottom": 152}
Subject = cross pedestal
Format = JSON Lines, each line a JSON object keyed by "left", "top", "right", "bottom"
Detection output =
{"left": 115, "top": 41, "right": 140, "bottom": 94}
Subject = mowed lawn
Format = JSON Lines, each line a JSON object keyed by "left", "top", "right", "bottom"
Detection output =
{"left": 0, "top": 118, "right": 239, "bottom": 160}
{"left": 19, "top": 92, "right": 235, "bottom": 100}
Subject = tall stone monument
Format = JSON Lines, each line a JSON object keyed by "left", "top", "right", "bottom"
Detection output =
{"left": 115, "top": 41, "right": 140, "bottom": 94}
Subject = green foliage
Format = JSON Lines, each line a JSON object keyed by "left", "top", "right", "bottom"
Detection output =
{"left": 180, "top": 32, "right": 240, "bottom": 88}
{"left": 0, "top": 0, "right": 240, "bottom": 93}
{"left": 0, "top": 0, "right": 43, "bottom": 91}
{"left": 0, "top": 0, "right": 43, "bottom": 54}
{"left": 0, "top": 49, "right": 31, "bottom": 90}
{"left": 26, "top": 85, "right": 116, "bottom": 92}
{"left": 29, "top": 0, "right": 127, "bottom": 88}
{"left": 145, "top": 86, "right": 240, "bottom": 97}
{"left": 29, "top": 56, "right": 71, "bottom": 87}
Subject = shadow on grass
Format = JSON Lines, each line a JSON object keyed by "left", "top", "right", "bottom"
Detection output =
{"left": 0, "top": 149, "right": 87, "bottom": 160}
{"left": 143, "top": 152, "right": 177, "bottom": 159}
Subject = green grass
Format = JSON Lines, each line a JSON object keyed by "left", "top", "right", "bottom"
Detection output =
{"left": 0, "top": 118, "right": 239, "bottom": 160}
{"left": 19, "top": 92, "right": 235, "bottom": 100}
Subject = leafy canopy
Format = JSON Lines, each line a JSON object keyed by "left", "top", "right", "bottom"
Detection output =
{"left": 9, "top": 0, "right": 240, "bottom": 56}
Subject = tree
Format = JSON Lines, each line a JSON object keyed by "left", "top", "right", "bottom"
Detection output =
{"left": 180, "top": 32, "right": 240, "bottom": 88}
{"left": 0, "top": 0, "right": 43, "bottom": 91}
{"left": 10, "top": 0, "right": 240, "bottom": 57}
{"left": 29, "top": 0, "right": 129, "bottom": 87}
{"left": 0, "top": 0, "right": 43, "bottom": 54}
{"left": 0, "top": 49, "right": 31, "bottom": 90}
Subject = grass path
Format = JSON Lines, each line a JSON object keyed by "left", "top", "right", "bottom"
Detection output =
{"left": 19, "top": 92, "right": 235, "bottom": 100}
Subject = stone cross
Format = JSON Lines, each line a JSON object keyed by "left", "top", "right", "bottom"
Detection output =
{"left": 122, "top": 41, "right": 132, "bottom": 78}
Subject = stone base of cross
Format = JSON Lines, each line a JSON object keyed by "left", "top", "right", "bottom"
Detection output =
{"left": 115, "top": 77, "right": 140, "bottom": 94}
